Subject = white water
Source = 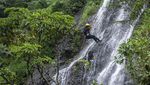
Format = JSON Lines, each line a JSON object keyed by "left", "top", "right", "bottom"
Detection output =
{"left": 96, "top": 3, "right": 146, "bottom": 85}
{"left": 96, "top": 4, "right": 131, "bottom": 85}
{"left": 59, "top": 42, "right": 95, "bottom": 85}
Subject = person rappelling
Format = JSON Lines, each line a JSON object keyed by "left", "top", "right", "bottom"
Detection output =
{"left": 83, "top": 51, "right": 95, "bottom": 62}
{"left": 83, "top": 23, "right": 101, "bottom": 43}
{"left": 87, "top": 51, "right": 95, "bottom": 62}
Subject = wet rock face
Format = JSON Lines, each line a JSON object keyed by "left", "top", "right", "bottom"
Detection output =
{"left": 67, "top": 62, "right": 86, "bottom": 85}
{"left": 26, "top": 32, "right": 84, "bottom": 85}
{"left": 57, "top": 35, "right": 84, "bottom": 66}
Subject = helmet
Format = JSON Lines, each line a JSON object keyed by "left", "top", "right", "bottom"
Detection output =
{"left": 85, "top": 23, "right": 90, "bottom": 27}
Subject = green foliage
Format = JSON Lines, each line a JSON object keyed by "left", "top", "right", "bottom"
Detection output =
{"left": 0, "top": 44, "right": 12, "bottom": 66}
{"left": 69, "top": 29, "right": 84, "bottom": 53}
{"left": 0, "top": 7, "right": 75, "bottom": 48}
{"left": 115, "top": 55, "right": 125, "bottom": 64}
{"left": 79, "top": 59, "right": 90, "bottom": 68}
{"left": 33, "top": 55, "right": 54, "bottom": 66}
{"left": 7, "top": 43, "right": 42, "bottom": 84}
{"left": 118, "top": 8, "right": 150, "bottom": 85}
{"left": 0, "top": 0, "right": 49, "bottom": 9}
{"left": 10, "top": 43, "right": 41, "bottom": 56}
{"left": 0, "top": 8, "right": 32, "bottom": 45}
{"left": 130, "top": 0, "right": 148, "bottom": 20}
{"left": 52, "top": 0, "right": 102, "bottom": 24}
{"left": 0, "top": 0, "right": 28, "bottom": 8}
{"left": 92, "top": 80, "right": 99, "bottom": 85}
{"left": 0, "top": 0, "right": 50, "bottom": 17}
{"left": 28, "top": 0, "right": 48, "bottom": 10}
{"left": 0, "top": 0, "right": 90, "bottom": 84}
{"left": 0, "top": 67, "right": 16, "bottom": 84}
{"left": 0, "top": 6, "right": 82, "bottom": 84}
{"left": 80, "top": 0, "right": 102, "bottom": 24}
{"left": 52, "top": 0, "right": 87, "bottom": 15}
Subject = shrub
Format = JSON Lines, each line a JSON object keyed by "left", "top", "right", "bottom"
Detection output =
{"left": 118, "top": 8, "right": 150, "bottom": 85}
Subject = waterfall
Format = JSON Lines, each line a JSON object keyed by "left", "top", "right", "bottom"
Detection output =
{"left": 52, "top": 0, "right": 145, "bottom": 85}
{"left": 96, "top": 4, "right": 146, "bottom": 85}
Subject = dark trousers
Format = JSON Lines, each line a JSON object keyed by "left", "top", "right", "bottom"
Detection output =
{"left": 86, "top": 35, "right": 100, "bottom": 43}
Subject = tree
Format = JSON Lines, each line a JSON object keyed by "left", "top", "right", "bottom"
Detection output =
{"left": 0, "top": 0, "right": 49, "bottom": 18}
{"left": 0, "top": 7, "right": 82, "bottom": 84}
{"left": 52, "top": 0, "right": 87, "bottom": 15}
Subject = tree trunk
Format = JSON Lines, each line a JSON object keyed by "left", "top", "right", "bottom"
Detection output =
{"left": 37, "top": 65, "right": 51, "bottom": 85}
{"left": 45, "top": 71, "right": 56, "bottom": 84}
{"left": 56, "top": 55, "right": 60, "bottom": 85}
{"left": 26, "top": 57, "right": 34, "bottom": 85}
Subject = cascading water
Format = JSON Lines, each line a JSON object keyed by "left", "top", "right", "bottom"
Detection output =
{"left": 52, "top": 0, "right": 145, "bottom": 85}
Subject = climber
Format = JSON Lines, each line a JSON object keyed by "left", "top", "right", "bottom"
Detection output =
{"left": 87, "top": 51, "right": 95, "bottom": 62}
{"left": 83, "top": 23, "right": 101, "bottom": 43}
